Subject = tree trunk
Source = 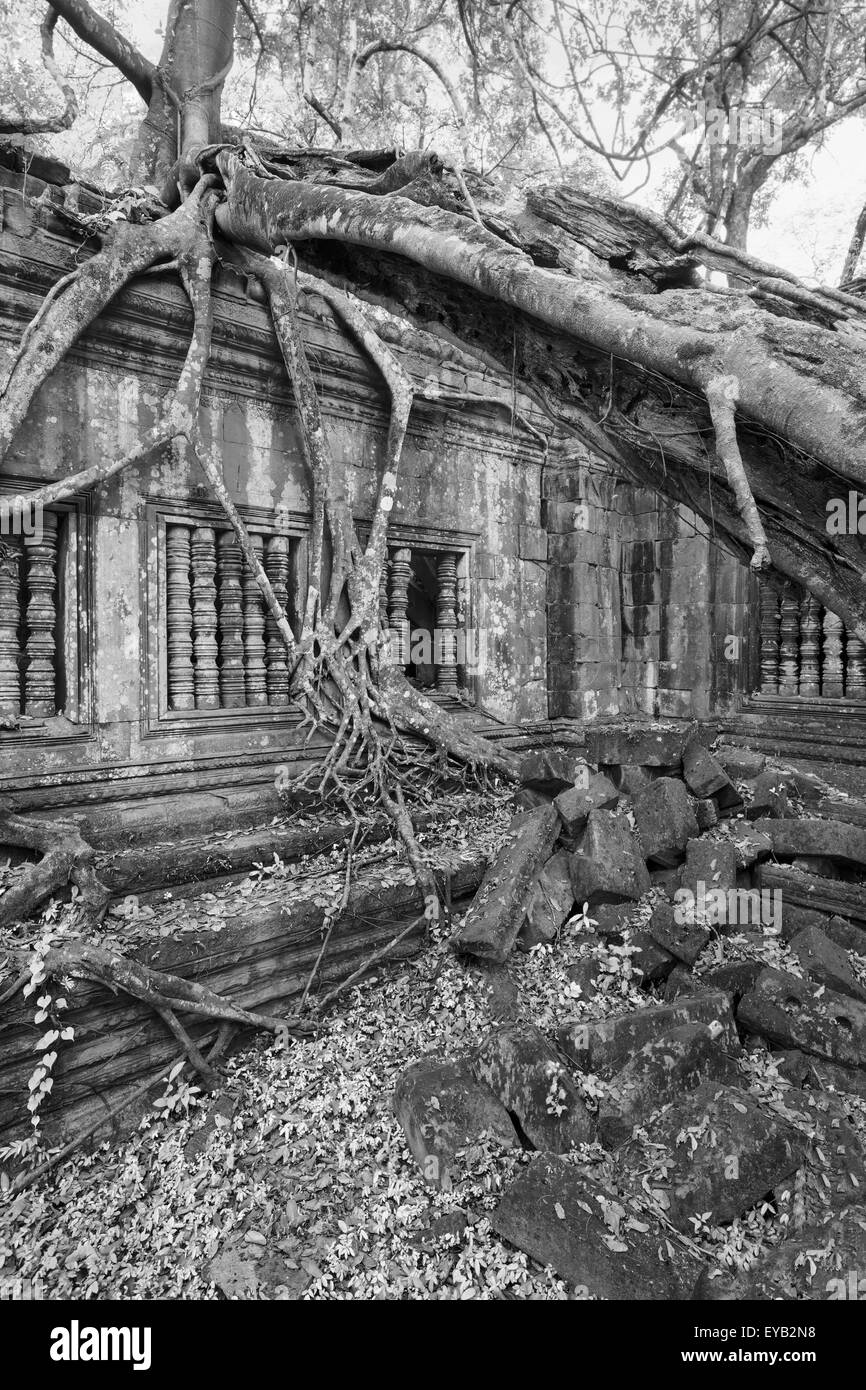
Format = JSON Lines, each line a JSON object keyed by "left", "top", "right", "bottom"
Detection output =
{"left": 131, "top": 0, "right": 238, "bottom": 189}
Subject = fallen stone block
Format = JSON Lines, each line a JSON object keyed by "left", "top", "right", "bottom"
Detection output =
{"left": 649, "top": 866, "right": 682, "bottom": 899}
{"left": 776, "top": 903, "right": 833, "bottom": 942}
{"left": 773, "top": 1049, "right": 866, "bottom": 1100}
{"left": 553, "top": 772, "right": 618, "bottom": 835}
{"left": 566, "top": 953, "right": 603, "bottom": 1002}
{"left": 730, "top": 828, "right": 773, "bottom": 868}
{"left": 746, "top": 770, "right": 793, "bottom": 820}
{"left": 585, "top": 724, "right": 686, "bottom": 769}
{"left": 454, "top": 804, "right": 560, "bottom": 964}
{"left": 472, "top": 1022, "right": 594, "bottom": 1152}
{"left": 741, "top": 1213, "right": 866, "bottom": 1300}
{"left": 482, "top": 964, "right": 521, "bottom": 1023}
{"left": 520, "top": 747, "right": 590, "bottom": 793}
{"left": 789, "top": 924, "right": 866, "bottom": 1003}
{"left": 702, "top": 960, "right": 765, "bottom": 1003}
{"left": 593, "top": 902, "right": 633, "bottom": 937}
{"left": 694, "top": 799, "right": 718, "bottom": 832}
{"left": 633, "top": 778, "right": 699, "bottom": 868}
{"left": 623, "top": 1082, "right": 805, "bottom": 1232}
{"left": 737, "top": 968, "right": 866, "bottom": 1070}
{"left": 609, "top": 763, "right": 657, "bottom": 797}
{"left": 825, "top": 915, "right": 866, "bottom": 955}
{"left": 597, "top": 1023, "right": 740, "bottom": 1148}
{"left": 519, "top": 849, "right": 575, "bottom": 950}
{"left": 716, "top": 747, "right": 766, "bottom": 781}
{"left": 629, "top": 930, "right": 677, "bottom": 985}
{"left": 569, "top": 809, "right": 651, "bottom": 904}
{"left": 776, "top": 1088, "right": 866, "bottom": 1210}
{"left": 557, "top": 991, "right": 739, "bottom": 1077}
{"left": 682, "top": 738, "right": 737, "bottom": 802}
{"left": 662, "top": 964, "right": 699, "bottom": 1000}
{"left": 645, "top": 900, "right": 710, "bottom": 967}
{"left": 681, "top": 837, "right": 738, "bottom": 902}
{"left": 753, "top": 817, "right": 866, "bottom": 870}
{"left": 490, "top": 1155, "right": 691, "bottom": 1300}
{"left": 393, "top": 1055, "right": 518, "bottom": 1187}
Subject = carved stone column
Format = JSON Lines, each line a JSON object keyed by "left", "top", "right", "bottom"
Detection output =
{"left": 0, "top": 538, "right": 21, "bottom": 719}
{"left": 778, "top": 585, "right": 800, "bottom": 695}
{"left": 190, "top": 525, "right": 220, "bottom": 709}
{"left": 798, "top": 592, "right": 822, "bottom": 697}
{"left": 217, "top": 530, "right": 246, "bottom": 708}
{"left": 166, "top": 523, "right": 195, "bottom": 711}
{"left": 822, "top": 609, "right": 845, "bottom": 697}
{"left": 242, "top": 532, "right": 268, "bottom": 706}
{"left": 388, "top": 547, "right": 411, "bottom": 667}
{"left": 758, "top": 583, "right": 780, "bottom": 694}
{"left": 435, "top": 551, "right": 459, "bottom": 694}
{"left": 846, "top": 628, "right": 866, "bottom": 700}
{"left": 264, "top": 534, "right": 290, "bottom": 705}
{"left": 23, "top": 511, "right": 58, "bottom": 716}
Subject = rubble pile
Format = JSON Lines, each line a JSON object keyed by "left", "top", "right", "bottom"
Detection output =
{"left": 392, "top": 725, "right": 866, "bottom": 1299}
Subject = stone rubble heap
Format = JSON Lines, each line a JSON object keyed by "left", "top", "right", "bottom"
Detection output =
{"left": 392, "top": 725, "right": 866, "bottom": 1300}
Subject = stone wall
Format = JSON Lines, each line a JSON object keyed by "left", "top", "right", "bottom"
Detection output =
{"left": 0, "top": 166, "right": 548, "bottom": 810}
{"left": 544, "top": 441, "right": 752, "bottom": 721}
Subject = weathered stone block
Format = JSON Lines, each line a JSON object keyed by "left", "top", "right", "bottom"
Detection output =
{"left": 629, "top": 930, "right": 677, "bottom": 985}
{"left": 472, "top": 1022, "right": 594, "bottom": 1152}
{"left": 694, "top": 798, "right": 718, "bottom": 832}
{"left": 393, "top": 1056, "right": 518, "bottom": 1187}
{"left": 703, "top": 960, "right": 765, "bottom": 1003}
{"left": 454, "top": 805, "right": 560, "bottom": 964}
{"left": 633, "top": 777, "right": 699, "bottom": 867}
{"left": 585, "top": 724, "right": 686, "bottom": 768}
{"left": 682, "top": 738, "right": 736, "bottom": 802}
{"left": 569, "top": 809, "right": 651, "bottom": 903}
{"left": 592, "top": 901, "right": 633, "bottom": 938}
{"left": 557, "top": 991, "right": 739, "bottom": 1077}
{"left": 737, "top": 968, "right": 866, "bottom": 1070}
{"left": 716, "top": 747, "right": 766, "bottom": 781}
{"left": 646, "top": 899, "right": 710, "bottom": 966}
{"left": 519, "top": 747, "right": 590, "bottom": 792}
{"left": 597, "top": 1022, "right": 740, "bottom": 1148}
{"left": 788, "top": 924, "right": 866, "bottom": 1002}
{"left": 825, "top": 915, "right": 866, "bottom": 955}
{"left": 746, "top": 770, "right": 793, "bottom": 819}
{"left": 519, "top": 849, "right": 574, "bottom": 950}
{"left": 753, "top": 817, "right": 866, "bottom": 870}
{"left": 553, "top": 772, "right": 618, "bottom": 834}
{"left": 623, "top": 1082, "right": 805, "bottom": 1232}
{"left": 731, "top": 828, "right": 773, "bottom": 867}
{"left": 681, "top": 837, "right": 738, "bottom": 901}
{"left": 490, "top": 1156, "right": 689, "bottom": 1300}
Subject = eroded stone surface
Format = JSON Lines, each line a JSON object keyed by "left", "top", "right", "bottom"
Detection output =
{"left": 621, "top": 1082, "right": 805, "bottom": 1232}
{"left": 472, "top": 1022, "right": 594, "bottom": 1151}
{"left": 393, "top": 1055, "right": 518, "bottom": 1187}
{"left": 737, "top": 968, "right": 866, "bottom": 1070}
{"left": 557, "top": 991, "right": 739, "bottom": 1077}
{"left": 490, "top": 1155, "right": 691, "bottom": 1299}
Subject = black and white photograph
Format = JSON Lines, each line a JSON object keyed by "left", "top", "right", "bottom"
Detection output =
{"left": 0, "top": 0, "right": 865, "bottom": 1348}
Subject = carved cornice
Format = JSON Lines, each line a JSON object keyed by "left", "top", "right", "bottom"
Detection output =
{"left": 0, "top": 196, "right": 548, "bottom": 464}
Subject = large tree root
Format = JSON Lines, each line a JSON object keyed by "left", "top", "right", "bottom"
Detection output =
{"left": 0, "top": 812, "right": 108, "bottom": 930}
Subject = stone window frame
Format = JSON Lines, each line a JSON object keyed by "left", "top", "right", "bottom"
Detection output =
{"left": 143, "top": 496, "right": 309, "bottom": 737}
{"left": 364, "top": 521, "right": 480, "bottom": 702}
{"left": 0, "top": 479, "right": 92, "bottom": 742}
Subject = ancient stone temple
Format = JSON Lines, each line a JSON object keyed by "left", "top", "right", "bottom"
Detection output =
{"left": 1, "top": 148, "right": 863, "bottom": 833}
